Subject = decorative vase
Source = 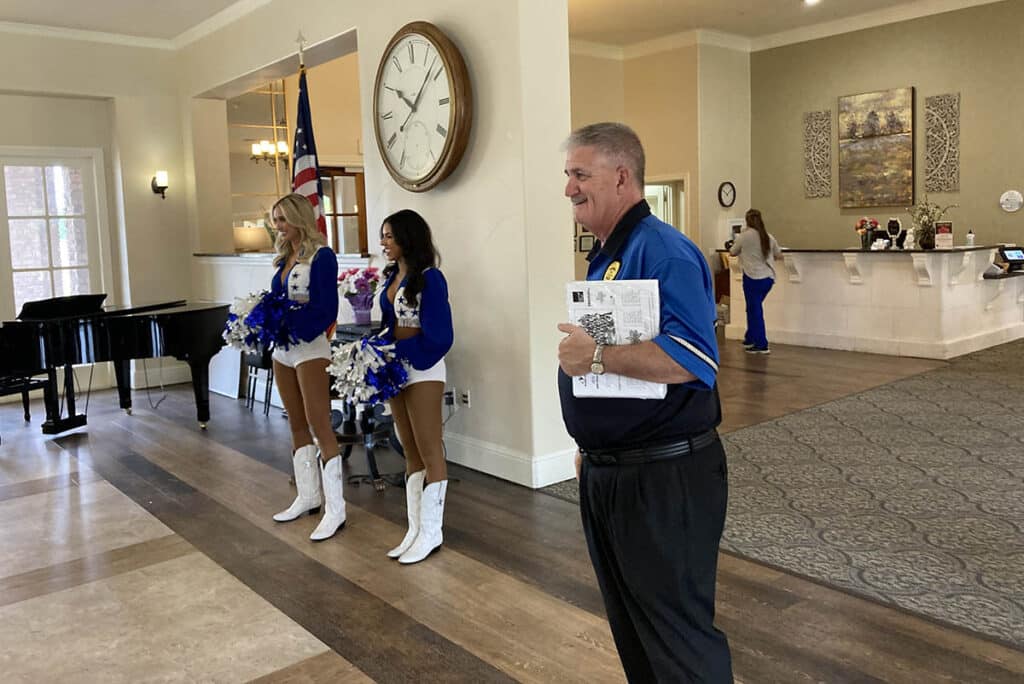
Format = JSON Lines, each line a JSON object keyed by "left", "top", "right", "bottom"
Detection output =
{"left": 346, "top": 291, "right": 374, "bottom": 325}
{"left": 860, "top": 231, "right": 872, "bottom": 250}
{"left": 918, "top": 223, "right": 936, "bottom": 250}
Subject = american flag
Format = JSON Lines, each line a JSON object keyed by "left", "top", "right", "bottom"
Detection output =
{"left": 292, "top": 67, "right": 327, "bottom": 236}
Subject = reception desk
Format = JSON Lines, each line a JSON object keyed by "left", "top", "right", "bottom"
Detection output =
{"left": 723, "top": 246, "right": 1024, "bottom": 359}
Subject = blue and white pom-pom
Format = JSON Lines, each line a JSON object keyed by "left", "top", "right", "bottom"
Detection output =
{"left": 223, "top": 291, "right": 266, "bottom": 353}
{"left": 222, "top": 290, "right": 299, "bottom": 353}
{"left": 328, "top": 336, "right": 408, "bottom": 407}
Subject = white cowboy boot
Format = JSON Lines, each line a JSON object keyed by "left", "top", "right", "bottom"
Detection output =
{"left": 310, "top": 455, "right": 347, "bottom": 541}
{"left": 399, "top": 480, "right": 447, "bottom": 564}
{"left": 387, "top": 470, "right": 425, "bottom": 559}
{"left": 273, "top": 445, "right": 322, "bottom": 522}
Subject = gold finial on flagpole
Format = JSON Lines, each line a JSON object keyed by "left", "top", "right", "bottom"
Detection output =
{"left": 296, "top": 31, "right": 307, "bottom": 69}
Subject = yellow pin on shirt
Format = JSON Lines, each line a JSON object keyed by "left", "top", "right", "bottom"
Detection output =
{"left": 603, "top": 261, "right": 620, "bottom": 281}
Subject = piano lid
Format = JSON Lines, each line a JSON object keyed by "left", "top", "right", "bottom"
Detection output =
{"left": 15, "top": 295, "right": 188, "bottom": 322}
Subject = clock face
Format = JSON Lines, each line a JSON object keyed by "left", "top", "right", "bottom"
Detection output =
{"left": 373, "top": 22, "right": 472, "bottom": 192}
{"left": 718, "top": 181, "right": 736, "bottom": 208}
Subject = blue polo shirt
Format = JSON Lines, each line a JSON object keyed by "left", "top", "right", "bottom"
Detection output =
{"left": 558, "top": 200, "right": 722, "bottom": 450}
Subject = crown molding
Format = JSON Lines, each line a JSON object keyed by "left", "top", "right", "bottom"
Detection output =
{"left": 0, "top": 21, "right": 173, "bottom": 50}
{"left": 752, "top": 0, "right": 1007, "bottom": 51}
{"left": 569, "top": 39, "right": 624, "bottom": 60}
{"left": 572, "top": 30, "right": 751, "bottom": 61}
{"left": 694, "top": 30, "right": 753, "bottom": 53}
{"left": 172, "top": 0, "right": 273, "bottom": 49}
{"left": 623, "top": 30, "right": 700, "bottom": 59}
{"left": 0, "top": 0, "right": 270, "bottom": 51}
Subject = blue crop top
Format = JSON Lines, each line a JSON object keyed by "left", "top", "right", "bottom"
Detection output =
{"left": 379, "top": 267, "right": 454, "bottom": 370}
{"left": 270, "top": 246, "right": 339, "bottom": 344}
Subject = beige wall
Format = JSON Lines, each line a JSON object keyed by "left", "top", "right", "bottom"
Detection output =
{"left": 569, "top": 53, "right": 624, "bottom": 128}
{"left": 699, "top": 45, "right": 751, "bottom": 253}
{"left": 624, "top": 46, "right": 699, "bottom": 186}
{"left": 284, "top": 52, "right": 364, "bottom": 166}
{"left": 751, "top": 0, "right": 1024, "bottom": 248}
{"left": 176, "top": 0, "right": 575, "bottom": 482}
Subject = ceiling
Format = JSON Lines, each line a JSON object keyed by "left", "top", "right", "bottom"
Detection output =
{"left": 0, "top": 0, "right": 243, "bottom": 40}
{"left": 0, "top": 0, "right": 1002, "bottom": 45}
{"left": 567, "top": 0, "right": 971, "bottom": 45}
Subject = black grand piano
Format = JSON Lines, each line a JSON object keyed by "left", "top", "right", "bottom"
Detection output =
{"left": 0, "top": 294, "right": 229, "bottom": 435}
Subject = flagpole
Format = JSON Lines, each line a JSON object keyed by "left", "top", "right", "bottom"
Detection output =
{"left": 296, "top": 31, "right": 307, "bottom": 70}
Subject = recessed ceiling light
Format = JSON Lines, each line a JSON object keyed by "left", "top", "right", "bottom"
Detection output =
{"left": 805, "top": 0, "right": 821, "bottom": 6}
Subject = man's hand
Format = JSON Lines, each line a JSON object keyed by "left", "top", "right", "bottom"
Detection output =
{"left": 575, "top": 449, "right": 582, "bottom": 481}
{"left": 558, "top": 322, "right": 597, "bottom": 376}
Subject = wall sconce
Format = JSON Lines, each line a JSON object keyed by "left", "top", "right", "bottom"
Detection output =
{"left": 151, "top": 170, "right": 168, "bottom": 199}
{"left": 250, "top": 140, "right": 289, "bottom": 166}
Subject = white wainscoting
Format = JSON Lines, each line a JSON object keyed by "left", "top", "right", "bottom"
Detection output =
{"left": 725, "top": 247, "right": 1024, "bottom": 359}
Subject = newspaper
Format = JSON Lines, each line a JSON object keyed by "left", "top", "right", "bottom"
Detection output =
{"left": 566, "top": 279, "right": 666, "bottom": 399}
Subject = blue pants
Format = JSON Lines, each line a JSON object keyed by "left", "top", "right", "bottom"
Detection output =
{"left": 742, "top": 275, "right": 774, "bottom": 349}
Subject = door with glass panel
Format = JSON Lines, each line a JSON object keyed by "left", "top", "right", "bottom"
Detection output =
{"left": 0, "top": 158, "right": 103, "bottom": 320}
{"left": 320, "top": 168, "right": 368, "bottom": 255}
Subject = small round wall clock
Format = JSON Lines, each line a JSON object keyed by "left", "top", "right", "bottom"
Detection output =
{"left": 999, "top": 190, "right": 1023, "bottom": 213}
{"left": 718, "top": 181, "right": 736, "bottom": 208}
{"left": 372, "top": 21, "right": 473, "bottom": 192}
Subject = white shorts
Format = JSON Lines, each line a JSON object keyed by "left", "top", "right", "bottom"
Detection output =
{"left": 272, "top": 335, "right": 331, "bottom": 368}
{"left": 405, "top": 358, "right": 446, "bottom": 386}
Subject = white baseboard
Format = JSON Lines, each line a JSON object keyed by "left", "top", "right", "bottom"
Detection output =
{"left": 443, "top": 431, "right": 577, "bottom": 489}
{"left": 727, "top": 322, "right": 1024, "bottom": 359}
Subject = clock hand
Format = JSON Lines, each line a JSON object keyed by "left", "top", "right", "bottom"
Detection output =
{"left": 410, "top": 56, "right": 438, "bottom": 112}
{"left": 400, "top": 57, "right": 438, "bottom": 131}
{"left": 394, "top": 89, "right": 416, "bottom": 111}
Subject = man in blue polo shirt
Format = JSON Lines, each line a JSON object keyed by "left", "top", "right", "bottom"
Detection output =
{"left": 557, "top": 122, "right": 732, "bottom": 683}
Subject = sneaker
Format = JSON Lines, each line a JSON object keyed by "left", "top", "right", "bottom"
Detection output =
{"left": 742, "top": 341, "right": 755, "bottom": 349}
{"left": 745, "top": 346, "right": 770, "bottom": 354}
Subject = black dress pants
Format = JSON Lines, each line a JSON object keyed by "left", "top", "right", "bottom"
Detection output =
{"left": 580, "top": 438, "right": 732, "bottom": 683}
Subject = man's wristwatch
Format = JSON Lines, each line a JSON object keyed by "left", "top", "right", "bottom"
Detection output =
{"left": 590, "top": 343, "right": 606, "bottom": 375}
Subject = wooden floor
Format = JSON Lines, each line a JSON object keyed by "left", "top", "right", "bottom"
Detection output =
{"left": 2, "top": 341, "right": 1023, "bottom": 683}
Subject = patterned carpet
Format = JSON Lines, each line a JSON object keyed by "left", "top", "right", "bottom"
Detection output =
{"left": 541, "top": 340, "right": 1024, "bottom": 649}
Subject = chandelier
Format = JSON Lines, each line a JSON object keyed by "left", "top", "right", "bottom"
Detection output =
{"left": 251, "top": 140, "right": 289, "bottom": 166}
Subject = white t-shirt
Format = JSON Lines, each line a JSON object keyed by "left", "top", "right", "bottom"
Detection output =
{"left": 729, "top": 227, "right": 781, "bottom": 280}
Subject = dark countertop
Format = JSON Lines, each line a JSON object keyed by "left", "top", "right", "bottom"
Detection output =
{"left": 983, "top": 270, "right": 1024, "bottom": 280}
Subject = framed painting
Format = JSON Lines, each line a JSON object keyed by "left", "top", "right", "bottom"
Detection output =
{"left": 838, "top": 87, "right": 914, "bottom": 208}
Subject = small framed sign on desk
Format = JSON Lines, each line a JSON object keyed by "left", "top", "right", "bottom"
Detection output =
{"left": 935, "top": 221, "right": 954, "bottom": 249}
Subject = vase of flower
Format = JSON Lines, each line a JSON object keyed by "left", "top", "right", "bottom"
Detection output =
{"left": 855, "top": 217, "right": 878, "bottom": 250}
{"left": 917, "top": 223, "right": 936, "bottom": 250}
{"left": 339, "top": 267, "right": 381, "bottom": 326}
{"left": 907, "top": 195, "right": 956, "bottom": 252}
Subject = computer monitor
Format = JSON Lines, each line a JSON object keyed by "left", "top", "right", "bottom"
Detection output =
{"left": 999, "top": 247, "right": 1024, "bottom": 271}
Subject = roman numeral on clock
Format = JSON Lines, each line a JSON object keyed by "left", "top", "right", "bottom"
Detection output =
{"left": 438, "top": 97, "right": 449, "bottom": 106}
{"left": 436, "top": 124, "right": 448, "bottom": 138}
{"left": 387, "top": 132, "right": 397, "bottom": 149}
{"left": 391, "top": 56, "right": 402, "bottom": 73}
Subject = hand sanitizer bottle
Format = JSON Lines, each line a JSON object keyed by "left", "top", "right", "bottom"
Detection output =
{"left": 966, "top": 230, "right": 976, "bottom": 247}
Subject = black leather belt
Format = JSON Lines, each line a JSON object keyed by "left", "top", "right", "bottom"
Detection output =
{"left": 581, "top": 430, "right": 719, "bottom": 466}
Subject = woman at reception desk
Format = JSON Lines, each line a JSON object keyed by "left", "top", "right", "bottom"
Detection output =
{"left": 721, "top": 244, "right": 1024, "bottom": 359}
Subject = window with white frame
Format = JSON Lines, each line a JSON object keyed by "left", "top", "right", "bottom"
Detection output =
{"left": 1, "top": 157, "right": 102, "bottom": 317}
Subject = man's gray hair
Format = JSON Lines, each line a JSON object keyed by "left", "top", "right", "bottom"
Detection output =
{"left": 565, "top": 122, "right": 645, "bottom": 188}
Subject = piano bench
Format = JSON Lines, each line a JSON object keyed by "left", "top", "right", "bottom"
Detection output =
{"left": 0, "top": 376, "right": 49, "bottom": 422}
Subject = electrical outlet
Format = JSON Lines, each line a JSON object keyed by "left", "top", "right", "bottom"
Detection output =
{"left": 443, "top": 388, "right": 456, "bottom": 406}
{"left": 460, "top": 389, "right": 471, "bottom": 408}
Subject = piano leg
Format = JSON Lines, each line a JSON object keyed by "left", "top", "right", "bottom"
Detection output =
{"left": 188, "top": 357, "right": 213, "bottom": 429}
{"left": 41, "top": 364, "right": 88, "bottom": 435}
{"left": 113, "top": 359, "right": 133, "bottom": 415}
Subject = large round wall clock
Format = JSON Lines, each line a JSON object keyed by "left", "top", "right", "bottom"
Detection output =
{"left": 372, "top": 21, "right": 473, "bottom": 193}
